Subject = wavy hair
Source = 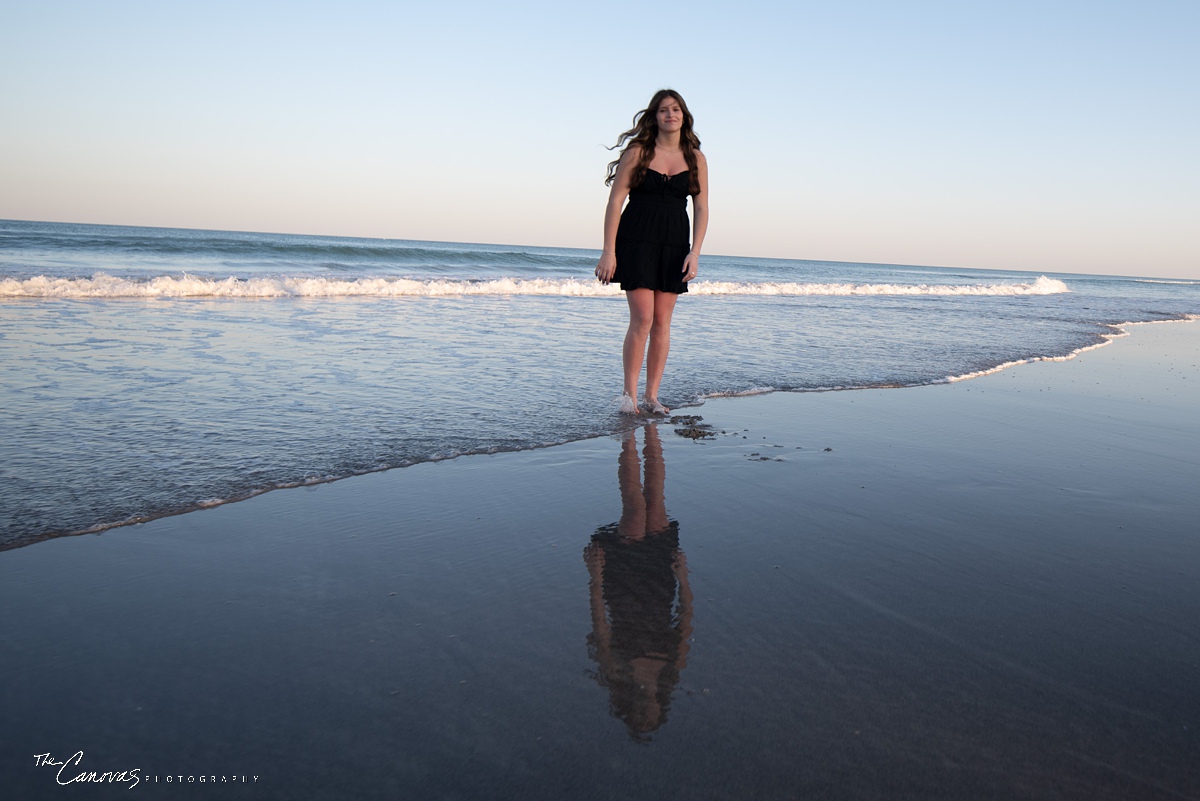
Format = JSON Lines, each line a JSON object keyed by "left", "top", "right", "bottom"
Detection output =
{"left": 605, "top": 89, "right": 701, "bottom": 195}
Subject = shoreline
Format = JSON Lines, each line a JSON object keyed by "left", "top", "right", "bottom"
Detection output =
{"left": 2, "top": 318, "right": 1198, "bottom": 798}
{"left": 12, "top": 315, "right": 1195, "bottom": 552}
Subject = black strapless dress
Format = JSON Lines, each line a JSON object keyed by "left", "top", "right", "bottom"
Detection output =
{"left": 614, "top": 169, "right": 691, "bottom": 294}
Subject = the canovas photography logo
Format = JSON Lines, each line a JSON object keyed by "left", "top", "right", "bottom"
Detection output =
{"left": 34, "top": 751, "right": 260, "bottom": 789}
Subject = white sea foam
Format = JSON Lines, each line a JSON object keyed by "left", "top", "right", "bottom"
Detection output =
{"left": 701, "top": 317, "right": 1197, "bottom": 393}
{"left": 702, "top": 386, "right": 780, "bottom": 398}
{"left": 944, "top": 326, "right": 1133, "bottom": 382}
{"left": 0, "top": 273, "right": 1071, "bottom": 299}
{"left": 689, "top": 275, "right": 1069, "bottom": 296}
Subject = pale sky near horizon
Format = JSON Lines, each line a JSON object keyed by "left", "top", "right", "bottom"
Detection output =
{"left": 1, "top": 0, "right": 1197, "bottom": 278}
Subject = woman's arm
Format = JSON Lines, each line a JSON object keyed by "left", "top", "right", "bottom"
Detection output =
{"left": 682, "top": 151, "right": 709, "bottom": 280}
{"left": 672, "top": 550, "right": 695, "bottom": 670}
{"left": 584, "top": 543, "right": 614, "bottom": 667}
{"left": 595, "top": 146, "right": 639, "bottom": 284}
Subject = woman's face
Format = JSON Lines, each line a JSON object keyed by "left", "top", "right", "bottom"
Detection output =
{"left": 656, "top": 97, "right": 683, "bottom": 133}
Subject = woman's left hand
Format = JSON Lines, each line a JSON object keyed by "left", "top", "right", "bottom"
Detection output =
{"left": 682, "top": 252, "right": 698, "bottom": 282}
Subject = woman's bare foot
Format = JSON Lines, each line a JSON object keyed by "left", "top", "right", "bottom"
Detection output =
{"left": 644, "top": 397, "right": 669, "bottom": 416}
{"left": 619, "top": 393, "right": 640, "bottom": 414}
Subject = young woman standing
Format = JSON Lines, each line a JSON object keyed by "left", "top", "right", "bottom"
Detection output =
{"left": 595, "top": 89, "right": 708, "bottom": 415}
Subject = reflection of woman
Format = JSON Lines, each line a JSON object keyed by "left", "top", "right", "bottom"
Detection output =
{"left": 584, "top": 425, "right": 694, "bottom": 739}
{"left": 595, "top": 89, "right": 709, "bottom": 416}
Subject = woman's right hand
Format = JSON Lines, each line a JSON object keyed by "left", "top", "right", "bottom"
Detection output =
{"left": 595, "top": 253, "right": 617, "bottom": 284}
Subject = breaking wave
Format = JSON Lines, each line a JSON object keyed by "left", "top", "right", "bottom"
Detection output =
{"left": 1, "top": 273, "right": 1071, "bottom": 299}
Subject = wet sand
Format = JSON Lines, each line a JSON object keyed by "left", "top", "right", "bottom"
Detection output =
{"left": 2, "top": 322, "right": 1198, "bottom": 800}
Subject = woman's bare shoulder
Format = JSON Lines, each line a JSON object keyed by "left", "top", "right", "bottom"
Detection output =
{"left": 693, "top": 149, "right": 707, "bottom": 164}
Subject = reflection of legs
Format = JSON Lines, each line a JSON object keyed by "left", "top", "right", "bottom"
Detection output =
{"left": 622, "top": 289, "right": 655, "bottom": 404}
{"left": 644, "top": 291, "right": 677, "bottom": 408}
{"left": 641, "top": 425, "right": 669, "bottom": 534}
{"left": 617, "top": 426, "right": 668, "bottom": 537}
{"left": 616, "top": 428, "right": 646, "bottom": 539}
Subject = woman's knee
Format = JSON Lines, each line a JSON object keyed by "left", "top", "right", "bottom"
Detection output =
{"left": 650, "top": 304, "right": 675, "bottom": 334}
{"left": 627, "top": 316, "right": 654, "bottom": 338}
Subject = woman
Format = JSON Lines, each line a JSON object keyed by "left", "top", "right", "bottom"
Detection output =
{"left": 595, "top": 89, "right": 708, "bottom": 415}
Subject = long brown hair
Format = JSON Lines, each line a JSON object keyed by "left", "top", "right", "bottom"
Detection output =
{"left": 605, "top": 89, "right": 702, "bottom": 195}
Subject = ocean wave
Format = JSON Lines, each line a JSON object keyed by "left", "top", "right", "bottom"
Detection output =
{"left": 1, "top": 273, "right": 1071, "bottom": 299}
{"left": 690, "top": 276, "right": 1069, "bottom": 296}
{"left": 1, "top": 229, "right": 587, "bottom": 267}
{"left": 940, "top": 318, "right": 1200, "bottom": 382}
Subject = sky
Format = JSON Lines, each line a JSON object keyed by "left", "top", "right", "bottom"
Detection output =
{"left": 1, "top": 0, "right": 1197, "bottom": 278}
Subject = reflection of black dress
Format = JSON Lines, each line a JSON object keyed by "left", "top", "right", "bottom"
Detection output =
{"left": 614, "top": 170, "right": 691, "bottom": 294}
{"left": 588, "top": 521, "right": 685, "bottom": 736}
{"left": 594, "top": 522, "right": 683, "bottom": 659}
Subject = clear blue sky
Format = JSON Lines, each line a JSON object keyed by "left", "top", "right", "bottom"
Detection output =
{"left": 2, "top": 0, "right": 1196, "bottom": 277}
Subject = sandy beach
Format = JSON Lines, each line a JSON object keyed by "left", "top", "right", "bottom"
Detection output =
{"left": 2, "top": 320, "right": 1197, "bottom": 800}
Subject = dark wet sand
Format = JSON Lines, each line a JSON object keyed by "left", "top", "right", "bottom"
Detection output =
{"left": 2, "top": 322, "right": 1198, "bottom": 800}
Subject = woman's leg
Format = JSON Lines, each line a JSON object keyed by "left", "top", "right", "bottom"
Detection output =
{"left": 644, "top": 290, "right": 678, "bottom": 405}
{"left": 622, "top": 289, "right": 655, "bottom": 404}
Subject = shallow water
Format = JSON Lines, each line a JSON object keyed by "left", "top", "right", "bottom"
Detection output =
{"left": 2, "top": 219, "right": 1197, "bottom": 545}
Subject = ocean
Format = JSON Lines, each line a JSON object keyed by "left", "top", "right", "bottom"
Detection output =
{"left": 2, "top": 219, "right": 1197, "bottom": 548}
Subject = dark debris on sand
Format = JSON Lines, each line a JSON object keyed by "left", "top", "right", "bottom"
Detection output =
{"left": 669, "top": 415, "right": 717, "bottom": 440}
